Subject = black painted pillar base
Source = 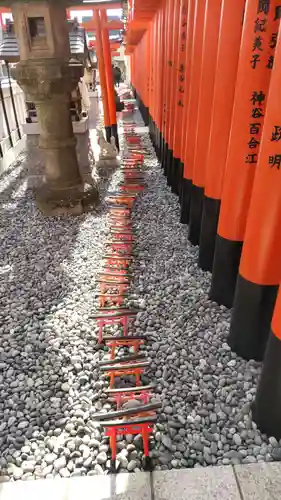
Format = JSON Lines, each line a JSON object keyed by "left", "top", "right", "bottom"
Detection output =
{"left": 180, "top": 178, "right": 192, "bottom": 224}
{"left": 253, "top": 331, "right": 281, "bottom": 439}
{"left": 105, "top": 126, "right": 111, "bottom": 143}
{"left": 151, "top": 121, "right": 156, "bottom": 149}
{"left": 162, "top": 141, "right": 167, "bottom": 170}
{"left": 144, "top": 107, "right": 149, "bottom": 126}
{"left": 188, "top": 185, "right": 204, "bottom": 246}
{"left": 165, "top": 149, "right": 173, "bottom": 180}
{"left": 158, "top": 129, "right": 162, "bottom": 161}
{"left": 228, "top": 275, "right": 278, "bottom": 360}
{"left": 199, "top": 196, "right": 221, "bottom": 272}
{"left": 111, "top": 124, "right": 120, "bottom": 151}
{"left": 171, "top": 157, "right": 180, "bottom": 195}
{"left": 148, "top": 116, "right": 153, "bottom": 144}
{"left": 155, "top": 126, "right": 160, "bottom": 159}
{"left": 158, "top": 132, "right": 163, "bottom": 162}
{"left": 151, "top": 120, "right": 156, "bottom": 147}
{"left": 209, "top": 235, "right": 243, "bottom": 308}
{"left": 178, "top": 162, "right": 184, "bottom": 200}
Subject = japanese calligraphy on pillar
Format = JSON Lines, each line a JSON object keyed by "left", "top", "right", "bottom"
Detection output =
{"left": 269, "top": 125, "right": 281, "bottom": 168}
{"left": 245, "top": 0, "right": 281, "bottom": 165}
{"left": 177, "top": 3, "right": 188, "bottom": 108}
{"left": 267, "top": 4, "right": 281, "bottom": 68}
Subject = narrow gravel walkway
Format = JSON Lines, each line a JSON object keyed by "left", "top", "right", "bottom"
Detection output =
{"left": 0, "top": 105, "right": 280, "bottom": 484}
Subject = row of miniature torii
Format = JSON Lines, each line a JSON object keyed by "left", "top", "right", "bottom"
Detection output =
{"left": 130, "top": 0, "right": 281, "bottom": 440}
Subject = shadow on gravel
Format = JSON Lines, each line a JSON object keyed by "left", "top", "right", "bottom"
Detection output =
{"left": 0, "top": 194, "right": 86, "bottom": 452}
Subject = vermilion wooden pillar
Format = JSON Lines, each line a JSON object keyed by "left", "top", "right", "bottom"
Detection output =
{"left": 210, "top": 0, "right": 280, "bottom": 308}
{"left": 145, "top": 29, "right": 151, "bottom": 125}
{"left": 157, "top": 6, "right": 165, "bottom": 162}
{"left": 149, "top": 21, "right": 155, "bottom": 143}
{"left": 170, "top": 0, "right": 189, "bottom": 196}
{"left": 167, "top": 0, "right": 181, "bottom": 187}
{"left": 183, "top": 0, "right": 207, "bottom": 221}
{"left": 93, "top": 9, "right": 111, "bottom": 140}
{"left": 228, "top": 19, "right": 281, "bottom": 361}
{"left": 156, "top": 9, "right": 164, "bottom": 159}
{"left": 100, "top": 10, "right": 119, "bottom": 150}
{"left": 163, "top": 0, "right": 174, "bottom": 177}
{"left": 180, "top": 0, "right": 196, "bottom": 223}
{"left": 198, "top": 0, "right": 246, "bottom": 270}
{"left": 188, "top": 0, "right": 222, "bottom": 246}
{"left": 151, "top": 15, "right": 159, "bottom": 152}
{"left": 160, "top": 2, "right": 168, "bottom": 165}
{"left": 161, "top": 0, "right": 171, "bottom": 171}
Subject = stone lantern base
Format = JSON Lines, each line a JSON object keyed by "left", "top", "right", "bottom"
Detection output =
{"left": 36, "top": 182, "right": 99, "bottom": 217}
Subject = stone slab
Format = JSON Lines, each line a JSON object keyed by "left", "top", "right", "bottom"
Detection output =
{"left": 153, "top": 466, "right": 241, "bottom": 500}
{"left": 0, "top": 472, "right": 152, "bottom": 500}
{"left": 235, "top": 462, "right": 281, "bottom": 499}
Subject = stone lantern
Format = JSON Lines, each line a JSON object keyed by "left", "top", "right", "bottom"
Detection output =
{"left": 4, "top": 0, "right": 98, "bottom": 215}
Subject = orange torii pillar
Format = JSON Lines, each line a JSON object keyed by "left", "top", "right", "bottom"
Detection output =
{"left": 167, "top": 0, "right": 181, "bottom": 189}
{"left": 163, "top": 0, "right": 175, "bottom": 178}
{"left": 170, "top": 0, "right": 189, "bottom": 196}
{"left": 93, "top": 9, "right": 111, "bottom": 142}
{"left": 144, "top": 31, "right": 150, "bottom": 126}
{"left": 149, "top": 18, "right": 157, "bottom": 153}
{"left": 157, "top": 7, "right": 165, "bottom": 162}
{"left": 161, "top": 0, "right": 170, "bottom": 169}
{"left": 180, "top": 0, "right": 196, "bottom": 223}
{"left": 210, "top": 0, "right": 280, "bottom": 308}
{"left": 156, "top": 8, "right": 165, "bottom": 161}
{"left": 198, "top": 0, "right": 246, "bottom": 271}
{"left": 228, "top": 20, "right": 281, "bottom": 361}
{"left": 160, "top": 2, "right": 168, "bottom": 165}
{"left": 162, "top": 0, "right": 173, "bottom": 175}
{"left": 188, "top": 0, "right": 222, "bottom": 245}
{"left": 100, "top": 10, "right": 119, "bottom": 150}
{"left": 182, "top": 0, "right": 206, "bottom": 223}
{"left": 152, "top": 11, "right": 160, "bottom": 157}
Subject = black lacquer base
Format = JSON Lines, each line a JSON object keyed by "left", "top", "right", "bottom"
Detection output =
{"left": 171, "top": 157, "right": 181, "bottom": 195}
{"left": 188, "top": 185, "right": 204, "bottom": 246}
{"left": 180, "top": 178, "right": 192, "bottom": 224}
{"left": 105, "top": 126, "right": 111, "bottom": 143}
{"left": 199, "top": 196, "right": 221, "bottom": 272}
{"left": 253, "top": 331, "right": 281, "bottom": 439}
{"left": 111, "top": 124, "right": 120, "bottom": 151}
{"left": 228, "top": 274, "right": 278, "bottom": 360}
{"left": 210, "top": 235, "right": 243, "bottom": 308}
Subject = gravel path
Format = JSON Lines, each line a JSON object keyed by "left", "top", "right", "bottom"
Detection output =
{"left": 0, "top": 106, "right": 280, "bottom": 483}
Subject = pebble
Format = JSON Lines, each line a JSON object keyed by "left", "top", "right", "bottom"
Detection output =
{"left": 45, "top": 453, "right": 57, "bottom": 465}
{"left": 127, "top": 460, "right": 137, "bottom": 472}
{"left": 96, "top": 452, "right": 107, "bottom": 465}
{"left": 271, "top": 447, "right": 281, "bottom": 461}
{"left": 233, "top": 434, "right": 242, "bottom": 447}
{"left": 161, "top": 436, "right": 174, "bottom": 451}
{"left": 54, "top": 457, "right": 66, "bottom": 472}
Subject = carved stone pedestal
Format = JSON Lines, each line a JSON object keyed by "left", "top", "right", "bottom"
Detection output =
{"left": 14, "top": 59, "right": 98, "bottom": 215}
{"left": 23, "top": 116, "right": 95, "bottom": 190}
